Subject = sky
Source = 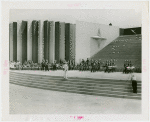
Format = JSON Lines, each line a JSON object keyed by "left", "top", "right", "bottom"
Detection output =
{"left": 10, "top": 9, "right": 142, "bottom": 28}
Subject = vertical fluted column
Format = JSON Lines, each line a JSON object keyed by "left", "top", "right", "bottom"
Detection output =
{"left": 13, "top": 22, "right": 17, "bottom": 62}
{"left": 9, "top": 23, "right": 13, "bottom": 62}
{"left": 42, "top": 22, "right": 44, "bottom": 61}
{"left": 44, "top": 20, "right": 49, "bottom": 61}
{"left": 32, "top": 20, "right": 38, "bottom": 63}
{"left": 65, "top": 23, "right": 70, "bottom": 61}
{"left": 71, "top": 24, "right": 76, "bottom": 61}
{"left": 49, "top": 21, "right": 55, "bottom": 63}
{"left": 59, "top": 22, "right": 65, "bottom": 62}
{"left": 22, "top": 21, "right": 27, "bottom": 63}
{"left": 74, "top": 24, "right": 76, "bottom": 64}
{"left": 38, "top": 20, "right": 43, "bottom": 63}
{"left": 17, "top": 21, "right": 22, "bottom": 63}
{"left": 70, "top": 24, "right": 74, "bottom": 60}
{"left": 55, "top": 22, "right": 60, "bottom": 63}
{"left": 27, "top": 20, "right": 32, "bottom": 61}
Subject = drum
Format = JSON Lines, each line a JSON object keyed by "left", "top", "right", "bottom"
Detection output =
{"left": 108, "top": 66, "right": 112, "bottom": 69}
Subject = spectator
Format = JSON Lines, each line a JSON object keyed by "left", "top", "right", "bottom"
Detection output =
{"left": 131, "top": 74, "right": 137, "bottom": 93}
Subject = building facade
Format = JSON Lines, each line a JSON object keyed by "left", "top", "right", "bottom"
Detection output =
{"left": 9, "top": 20, "right": 76, "bottom": 64}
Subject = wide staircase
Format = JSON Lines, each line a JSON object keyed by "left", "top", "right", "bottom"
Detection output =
{"left": 91, "top": 35, "right": 141, "bottom": 69}
{"left": 10, "top": 71, "right": 141, "bottom": 100}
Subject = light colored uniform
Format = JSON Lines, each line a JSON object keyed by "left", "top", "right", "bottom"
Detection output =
{"left": 132, "top": 76, "right": 136, "bottom": 81}
{"left": 63, "top": 64, "right": 68, "bottom": 79}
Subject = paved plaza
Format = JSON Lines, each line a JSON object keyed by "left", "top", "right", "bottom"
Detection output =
{"left": 10, "top": 83, "right": 141, "bottom": 114}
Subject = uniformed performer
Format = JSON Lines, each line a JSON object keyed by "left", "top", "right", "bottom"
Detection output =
{"left": 53, "top": 60, "right": 57, "bottom": 70}
{"left": 41, "top": 59, "right": 45, "bottom": 71}
{"left": 45, "top": 59, "right": 49, "bottom": 71}
{"left": 97, "top": 59, "right": 101, "bottom": 71}
{"left": 63, "top": 61, "right": 69, "bottom": 79}
{"left": 93, "top": 60, "right": 96, "bottom": 72}
{"left": 91, "top": 59, "right": 94, "bottom": 72}
{"left": 105, "top": 60, "right": 108, "bottom": 72}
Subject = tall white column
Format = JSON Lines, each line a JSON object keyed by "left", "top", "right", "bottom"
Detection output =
{"left": 38, "top": 20, "right": 44, "bottom": 63}
{"left": 49, "top": 21, "right": 55, "bottom": 63}
{"left": 27, "top": 20, "right": 32, "bottom": 61}
{"left": 38, "top": 20, "right": 43, "bottom": 63}
{"left": 59, "top": 22, "right": 65, "bottom": 62}
{"left": 17, "top": 20, "right": 22, "bottom": 63}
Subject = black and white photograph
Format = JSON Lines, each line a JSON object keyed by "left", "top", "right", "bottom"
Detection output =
{"left": 1, "top": 1, "right": 149, "bottom": 121}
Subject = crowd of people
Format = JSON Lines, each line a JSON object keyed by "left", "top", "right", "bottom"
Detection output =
{"left": 67, "top": 58, "right": 117, "bottom": 73}
{"left": 9, "top": 58, "right": 136, "bottom": 74}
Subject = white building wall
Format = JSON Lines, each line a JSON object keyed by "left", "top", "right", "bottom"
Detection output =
{"left": 75, "top": 20, "right": 119, "bottom": 63}
{"left": 90, "top": 24, "right": 119, "bottom": 57}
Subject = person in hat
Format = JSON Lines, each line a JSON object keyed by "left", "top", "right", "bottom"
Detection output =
{"left": 63, "top": 61, "right": 69, "bottom": 79}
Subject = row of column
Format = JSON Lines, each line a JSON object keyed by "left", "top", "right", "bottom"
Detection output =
{"left": 9, "top": 20, "right": 76, "bottom": 64}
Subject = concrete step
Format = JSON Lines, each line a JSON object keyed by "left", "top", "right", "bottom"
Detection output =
{"left": 10, "top": 78, "right": 142, "bottom": 89}
{"left": 10, "top": 79, "right": 141, "bottom": 95}
{"left": 9, "top": 74, "right": 141, "bottom": 84}
{"left": 10, "top": 82, "right": 141, "bottom": 100}
{"left": 9, "top": 72, "right": 141, "bottom": 100}
{"left": 10, "top": 72, "right": 141, "bottom": 80}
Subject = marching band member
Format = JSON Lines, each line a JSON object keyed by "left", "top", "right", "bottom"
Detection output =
{"left": 63, "top": 61, "right": 69, "bottom": 79}
{"left": 98, "top": 59, "right": 101, "bottom": 71}
{"left": 105, "top": 60, "right": 108, "bottom": 72}
{"left": 91, "top": 59, "right": 94, "bottom": 72}
{"left": 45, "top": 59, "right": 49, "bottom": 71}
{"left": 41, "top": 59, "right": 45, "bottom": 71}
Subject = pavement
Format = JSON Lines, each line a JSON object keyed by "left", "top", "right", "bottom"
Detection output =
{"left": 9, "top": 84, "right": 141, "bottom": 114}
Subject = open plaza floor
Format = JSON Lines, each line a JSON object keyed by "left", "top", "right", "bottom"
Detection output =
{"left": 9, "top": 83, "right": 141, "bottom": 114}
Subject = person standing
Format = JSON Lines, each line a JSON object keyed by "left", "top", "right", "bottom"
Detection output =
{"left": 124, "top": 60, "right": 127, "bottom": 73}
{"left": 53, "top": 60, "right": 57, "bottom": 70}
{"left": 41, "top": 59, "right": 45, "bottom": 71}
{"left": 86, "top": 58, "right": 89, "bottom": 65}
{"left": 131, "top": 74, "right": 137, "bottom": 93}
{"left": 45, "top": 59, "right": 49, "bottom": 71}
{"left": 63, "top": 61, "right": 69, "bottom": 79}
{"left": 91, "top": 59, "right": 94, "bottom": 72}
{"left": 105, "top": 60, "right": 108, "bottom": 73}
{"left": 98, "top": 59, "right": 101, "bottom": 71}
